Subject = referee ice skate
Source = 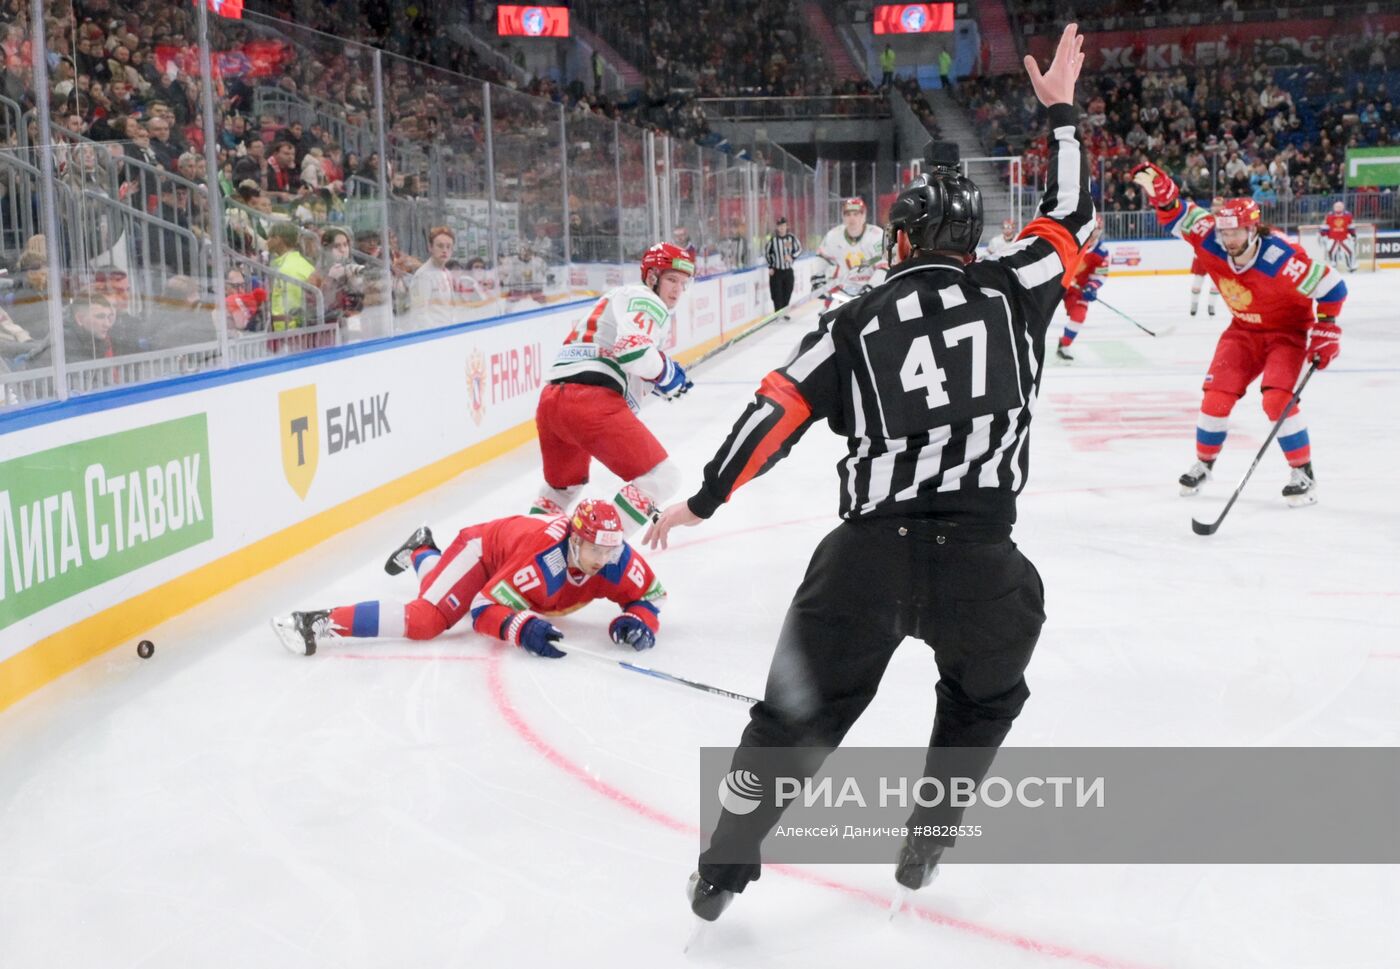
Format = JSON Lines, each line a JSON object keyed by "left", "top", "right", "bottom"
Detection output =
{"left": 645, "top": 23, "right": 1094, "bottom": 921}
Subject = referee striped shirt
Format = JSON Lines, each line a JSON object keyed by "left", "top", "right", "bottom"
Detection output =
{"left": 765, "top": 232, "right": 803, "bottom": 270}
{"left": 686, "top": 102, "right": 1095, "bottom": 528}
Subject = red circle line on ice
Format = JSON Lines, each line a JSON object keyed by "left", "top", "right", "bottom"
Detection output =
{"left": 484, "top": 643, "right": 1161, "bottom": 969}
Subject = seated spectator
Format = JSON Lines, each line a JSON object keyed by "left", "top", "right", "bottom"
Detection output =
{"left": 318, "top": 227, "right": 367, "bottom": 328}
{"left": 28, "top": 290, "right": 125, "bottom": 371}
{"left": 2, "top": 250, "right": 54, "bottom": 347}
{"left": 92, "top": 268, "right": 150, "bottom": 353}
{"left": 264, "top": 139, "right": 301, "bottom": 202}
{"left": 224, "top": 266, "right": 268, "bottom": 333}
{"left": 671, "top": 225, "right": 696, "bottom": 261}
{"left": 145, "top": 114, "right": 182, "bottom": 172}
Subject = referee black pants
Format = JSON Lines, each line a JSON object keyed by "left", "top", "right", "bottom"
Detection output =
{"left": 769, "top": 269, "right": 794, "bottom": 310}
{"left": 699, "top": 517, "right": 1045, "bottom": 892}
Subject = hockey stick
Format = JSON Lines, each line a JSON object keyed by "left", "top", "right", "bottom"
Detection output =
{"left": 564, "top": 644, "right": 760, "bottom": 705}
{"left": 684, "top": 276, "right": 840, "bottom": 371}
{"left": 1191, "top": 360, "right": 1319, "bottom": 536}
{"left": 1094, "top": 297, "right": 1161, "bottom": 337}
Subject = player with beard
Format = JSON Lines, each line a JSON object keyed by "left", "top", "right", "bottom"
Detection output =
{"left": 1133, "top": 164, "right": 1347, "bottom": 506}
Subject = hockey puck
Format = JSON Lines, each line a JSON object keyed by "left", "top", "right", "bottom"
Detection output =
{"left": 137, "top": 640, "right": 154, "bottom": 659}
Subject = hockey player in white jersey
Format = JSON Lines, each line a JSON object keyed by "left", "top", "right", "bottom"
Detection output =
{"left": 985, "top": 218, "right": 1017, "bottom": 256}
{"left": 531, "top": 242, "right": 695, "bottom": 530}
{"left": 817, "top": 197, "right": 887, "bottom": 303}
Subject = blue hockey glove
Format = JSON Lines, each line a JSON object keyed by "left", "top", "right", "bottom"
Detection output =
{"left": 1081, "top": 278, "right": 1102, "bottom": 302}
{"left": 609, "top": 614, "right": 656, "bottom": 652}
{"left": 517, "top": 617, "right": 565, "bottom": 658}
{"left": 652, "top": 355, "right": 692, "bottom": 401}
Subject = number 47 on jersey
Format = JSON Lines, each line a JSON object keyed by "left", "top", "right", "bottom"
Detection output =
{"left": 863, "top": 291, "right": 1024, "bottom": 438}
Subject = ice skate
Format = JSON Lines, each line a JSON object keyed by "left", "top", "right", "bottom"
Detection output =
{"left": 1282, "top": 462, "right": 1317, "bottom": 507}
{"left": 1178, "top": 459, "right": 1214, "bottom": 496}
{"left": 686, "top": 870, "right": 734, "bottom": 922}
{"left": 384, "top": 525, "right": 437, "bottom": 576}
{"left": 1207, "top": 304, "right": 1215, "bottom": 316}
{"left": 1055, "top": 345, "right": 1073, "bottom": 362}
{"left": 1189, "top": 306, "right": 1197, "bottom": 317}
{"left": 889, "top": 837, "right": 943, "bottom": 917}
{"left": 894, "top": 837, "right": 944, "bottom": 892}
{"left": 271, "top": 610, "right": 338, "bottom": 656}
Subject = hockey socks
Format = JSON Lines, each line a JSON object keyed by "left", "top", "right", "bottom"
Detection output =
{"left": 329, "top": 602, "right": 403, "bottom": 638}
{"left": 614, "top": 460, "right": 682, "bottom": 533}
{"left": 1264, "top": 388, "right": 1311, "bottom": 466}
{"left": 531, "top": 483, "right": 582, "bottom": 517}
{"left": 1195, "top": 390, "right": 1234, "bottom": 463}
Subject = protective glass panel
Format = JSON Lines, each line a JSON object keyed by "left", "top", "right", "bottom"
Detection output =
{"left": 381, "top": 50, "right": 495, "bottom": 331}
{"left": 490, "top": 84, "right": 565, "bottom": 312}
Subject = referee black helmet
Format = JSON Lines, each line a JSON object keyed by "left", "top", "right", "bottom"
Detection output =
{"left": 887, "top": 141, "right": 984, "bottom": 262}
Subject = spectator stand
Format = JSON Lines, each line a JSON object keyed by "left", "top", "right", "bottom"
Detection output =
{"left": 1, "top": 1, "right": 844, "bottom": 412}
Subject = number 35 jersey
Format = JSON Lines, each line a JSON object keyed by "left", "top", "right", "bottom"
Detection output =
{"left": 685, "top": 102, "right": 1096, "bottom": 529}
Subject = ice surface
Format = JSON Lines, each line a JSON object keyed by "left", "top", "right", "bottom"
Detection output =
{"left": 2, "top": 273, "right": 1397, "bottom": 968}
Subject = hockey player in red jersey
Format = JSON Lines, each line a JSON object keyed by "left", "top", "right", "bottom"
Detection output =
{"left": 1054, "top": 222, "right": 1108, "bottom": 361}
{"left": 531, "top": 242, "right": 695, "bottom": 531}
{"left": 271, "top": 499, "right": 666, "bottom": 657}
{"left": 1189, "top": 196, "right": 1224, "bottom": 316}
{"left": 1133, "top": 163, "right": 1347, "bottom": 506}
{"left": 1322, "top": 201, "right": 1356, "bottom": 273}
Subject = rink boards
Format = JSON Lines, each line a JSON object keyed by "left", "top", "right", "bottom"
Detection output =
{"left": 0, "top": 259, "right": 823, "bottom": 712}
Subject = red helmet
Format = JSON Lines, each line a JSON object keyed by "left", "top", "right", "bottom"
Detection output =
{"left": 570, "top": 498, "right": 626, "bottom": 548}
{"left": 1215, "top": 198, "right": 1261, "bottom": 231}
{"left": 640, "top": 242, "right": 695, "bottom": 282}
{"left": 841, "top": 197, "right": 866, "bottom": 214}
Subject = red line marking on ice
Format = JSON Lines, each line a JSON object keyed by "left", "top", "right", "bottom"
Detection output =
{"left": 771, "top": 864, "right": 1159, "bottom": 969}
{"left": 485, "top": 647, "right": 1158, "bottom": 969}
{"left": 328, "top": 652, "right": 489, "bottom": 663}
{"left": 486, "top": 644, "right": 690, "bottom": 834}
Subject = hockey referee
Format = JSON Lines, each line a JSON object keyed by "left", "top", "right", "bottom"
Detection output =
{"left": 645, "top": 24, "right": 1094, "bottom": 920}
{"left": 764, "top": 216, "right": 802, "bottom": 311}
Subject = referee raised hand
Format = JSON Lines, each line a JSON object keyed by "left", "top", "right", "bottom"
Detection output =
{"left": 650, "top": 24, "right": 1093, "bottom": 922}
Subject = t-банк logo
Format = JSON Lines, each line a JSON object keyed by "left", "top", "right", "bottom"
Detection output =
{"left": 279, "top": 384, "right": 319, "bottom": 499}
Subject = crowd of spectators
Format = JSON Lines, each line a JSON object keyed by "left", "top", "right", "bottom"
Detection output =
{"left": 0, "top": 0, "right": 793, "bottom": 384}
{"left": 957, "top": 37, "right": 1397, "bottom": 212}
{"left": 577, "top": 0, "right": 828, "bottom": 99}
{"left": 0, "top": 0, "right": 939, "bottom": 392}
{"left": 1009, "top": 0, "right": 1380, "bottom": 35}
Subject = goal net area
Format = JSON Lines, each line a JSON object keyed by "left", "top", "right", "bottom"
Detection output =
{"left": 1297, "top": 223, "right": 1378, "bottom": 272}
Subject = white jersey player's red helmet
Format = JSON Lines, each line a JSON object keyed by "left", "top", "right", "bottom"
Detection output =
{"left": 841, "top": 197, "right": 867, "bottom": 214}
{"left": 640, "top": 242, "right": 695, "bottom": 282}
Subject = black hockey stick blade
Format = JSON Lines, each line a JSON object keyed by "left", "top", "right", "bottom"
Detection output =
{"left": 1096, "top": 296, "right": 1159, "bottom": 336}
{"left": 1191, "top": 514, "right": 1221, "bottom": 536}
{"left": 1190, "top": 361, "right": 1319, "bottom": 537}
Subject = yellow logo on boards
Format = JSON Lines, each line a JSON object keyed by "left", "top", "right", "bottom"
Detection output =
{"left": 279, "top": 384, "right": 319, "bottom": 499}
